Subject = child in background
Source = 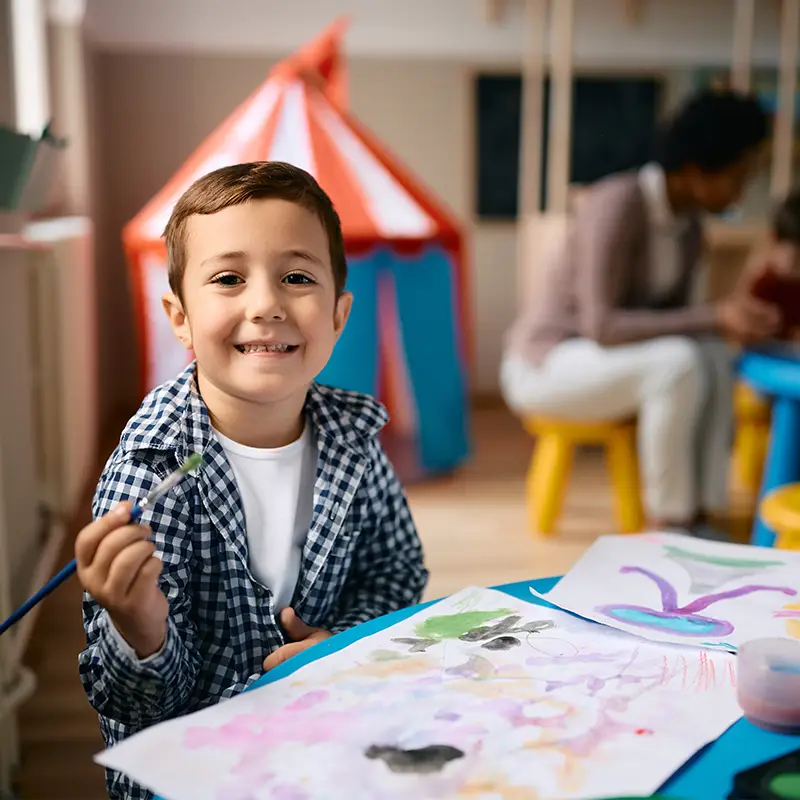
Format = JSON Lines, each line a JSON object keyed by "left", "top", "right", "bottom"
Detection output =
{"left": 767, "top": 189, "right": 800, "bottom": 276}
{"left": 75, "top": 161, "right": 428, "bottom": 800}
{"left": 747, "top": 190, "right": 800, "bottom": 339}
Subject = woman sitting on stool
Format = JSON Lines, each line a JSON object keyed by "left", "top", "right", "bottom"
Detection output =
{"left": 502, "top": 89, "right": 776, "bottom": 540}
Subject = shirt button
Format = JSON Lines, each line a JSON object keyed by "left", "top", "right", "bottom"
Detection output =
{"left": 254, "top": 585, "right": 265, "bottom": 597}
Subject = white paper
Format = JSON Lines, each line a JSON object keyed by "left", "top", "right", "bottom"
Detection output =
{"left": 533, "top": 532, "right": 800, "bottom": 652}
{"left": 96, "top": 586, "right": 741, "bottom": 800}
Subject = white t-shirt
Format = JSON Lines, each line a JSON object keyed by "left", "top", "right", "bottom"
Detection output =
{"left": 637, "top": 162, "right": 710, "bottom": 306}
{"left": 213, "top": 423, "right": 317, "bottom": 610}
{"left": 638, "top": 161, "right": 688, "bottom": 302}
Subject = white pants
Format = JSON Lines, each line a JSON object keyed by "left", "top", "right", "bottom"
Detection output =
{"left": 500, "top": 336, "right": 734, "bottom": 522}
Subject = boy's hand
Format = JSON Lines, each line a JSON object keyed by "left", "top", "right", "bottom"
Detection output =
{"left": 262, "top": 608, "right": 331, "bottom": 672}
{"left": 75, "top": 502, "right": 169, "bottom": 659}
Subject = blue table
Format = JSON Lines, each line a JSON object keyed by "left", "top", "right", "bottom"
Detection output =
{"left": 738, "top": 345, "right": 800, "bottom": 546}
{"left": 154, "top": 577, "right": 800, "bottom": 800}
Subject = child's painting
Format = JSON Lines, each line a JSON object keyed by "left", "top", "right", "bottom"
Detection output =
{"left": 532, "top": 533, "right": 800, "bottom": 653}
{"left": 96, "top": 587, "right": 741, "bottom": 800}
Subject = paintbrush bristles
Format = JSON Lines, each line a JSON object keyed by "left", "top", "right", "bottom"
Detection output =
{"left": 180, "top": 452, "right": 203, "bottom": 474}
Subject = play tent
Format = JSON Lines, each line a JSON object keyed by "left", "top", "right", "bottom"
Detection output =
{"left": 122, "top": 19, "right": 471, "bottom": 479}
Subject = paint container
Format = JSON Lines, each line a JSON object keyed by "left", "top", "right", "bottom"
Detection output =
{"left": 738, "top": 638, "right": 800, "bottom": 734}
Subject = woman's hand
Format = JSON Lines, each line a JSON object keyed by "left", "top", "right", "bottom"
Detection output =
{"left": 715, "top": 292, "right": 780, "bottom": 344}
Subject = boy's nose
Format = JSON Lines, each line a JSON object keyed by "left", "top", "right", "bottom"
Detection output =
{"left": 247, "top": 286, "right": 286, "bottom": 321}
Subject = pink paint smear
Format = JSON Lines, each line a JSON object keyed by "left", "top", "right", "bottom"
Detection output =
{"left": 185, "top": 690, "right": 351, "bottom": 753}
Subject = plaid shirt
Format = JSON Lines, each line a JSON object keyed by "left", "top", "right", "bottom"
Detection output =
{"left": 78, "top": 363, "right": 427, "bottom": 800}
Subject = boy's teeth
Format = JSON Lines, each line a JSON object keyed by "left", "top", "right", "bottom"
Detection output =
{"left": 239, "top": 344, "right": 291, "bottom": 353}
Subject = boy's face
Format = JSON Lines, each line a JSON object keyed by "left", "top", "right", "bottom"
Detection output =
{"left": 684, "top": 149, "right": 759, "bottom": 215}
{"left": 163, "top": 198, "right": 351, "bottom": 409}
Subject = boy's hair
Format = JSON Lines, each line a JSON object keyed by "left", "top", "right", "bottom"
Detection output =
{"left": 163, "top": 161, "right": 347, "bottom": 300}
{"left": 655, "top": 89, "right": 769, "bottom": 173}
{"left": 773, "top": 189, "right": 800, "bottom": 244}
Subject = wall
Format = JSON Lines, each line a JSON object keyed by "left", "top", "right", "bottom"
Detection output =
{"left": 84, "top": 0, "right": 785, "bottom": 67}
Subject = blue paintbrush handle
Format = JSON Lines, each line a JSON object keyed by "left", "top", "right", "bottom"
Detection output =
{"left": 0, "top": 502, "right": 148, "bottom": 636}
{"left": 0, "top": 559, "right": 78, "bottom": 636}
{"left": 0, "top": 453, "right": 200, "bottom": 638}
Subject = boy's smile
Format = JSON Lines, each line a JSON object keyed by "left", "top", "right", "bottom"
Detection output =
{"left": 234, "top": 342, "right": 299, "bottom": 355}
{"left": 162, "top": 197, "right": 352, "bottom": 446}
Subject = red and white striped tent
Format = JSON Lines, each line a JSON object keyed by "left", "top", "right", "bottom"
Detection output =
{"left": 123, "top": 19, "right": 471, "bottom": 478}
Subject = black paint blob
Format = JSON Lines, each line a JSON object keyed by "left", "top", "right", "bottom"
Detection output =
{"left": 391, "top": 637, "right": 439, "bottom": 653}
{"left": 365, "top": 744, "right": 465, "bottom": 774}
{"left": 459, "top": 615, "right": 555, "bottom": 642}
{"left": 481, "top": 635, "right": 521, "bottom": 651}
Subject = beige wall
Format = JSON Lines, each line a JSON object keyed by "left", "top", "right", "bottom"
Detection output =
{"left": 89, "top": 50, "right": 776, "bottom": 425}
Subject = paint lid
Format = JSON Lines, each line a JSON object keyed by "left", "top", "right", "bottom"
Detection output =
{"left": 737, "top": 638, "right": 800, "bottom": 733}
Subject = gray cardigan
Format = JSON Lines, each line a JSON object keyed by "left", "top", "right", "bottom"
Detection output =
{"left": 506, "top": 171, "right": 719, "bottom": 365}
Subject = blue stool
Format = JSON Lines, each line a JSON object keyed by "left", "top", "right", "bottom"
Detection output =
{"left": 738, "top": 346, "right": 800, "bottom": 546}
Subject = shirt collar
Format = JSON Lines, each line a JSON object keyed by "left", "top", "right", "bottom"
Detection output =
{"left": 638, "top": 162, "right": 676, "bottom": 228}
{"left": 119, "top": 362, "right": 389, "bottom": 461}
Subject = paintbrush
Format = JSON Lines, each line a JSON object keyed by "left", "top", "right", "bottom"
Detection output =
{"left": 0, "top": 453, "right": 203, "bottom": 637}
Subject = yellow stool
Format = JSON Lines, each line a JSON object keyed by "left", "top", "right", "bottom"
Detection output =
{"left": 522, "top": 417, "right": 645, "bottom": 536}
{"left": 733, "top": 382, "right": 771, "bottom": 494}
{"left": 759, "top": 484, "right": 800, "bottom": 550}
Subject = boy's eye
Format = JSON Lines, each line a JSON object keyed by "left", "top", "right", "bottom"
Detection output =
{"left": 283, "top": 272, "right": 314, "bottom": 285}
{"left": 212, "top": 273, "right": 243, "bottom": 287}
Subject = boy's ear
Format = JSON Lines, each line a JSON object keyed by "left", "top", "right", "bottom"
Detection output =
{"left": 333, "top": 291, "right": 352, "bottom": 338}
{"left": 162, "top": 292, "right": 193, "bottom": 350}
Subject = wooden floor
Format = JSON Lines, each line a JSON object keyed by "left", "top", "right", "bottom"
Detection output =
{"left": 13, "top": 406, "right": 755, "bottom": 799}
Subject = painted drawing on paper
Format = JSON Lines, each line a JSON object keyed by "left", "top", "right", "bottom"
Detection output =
{"left": 96, "top": 587, "right": 742, "bottom": 800}
{"left": 391, "top": 605, "right": 555, "bottom": 654}
{"left": 534, "top": 533, "right": 800, "bottom": 652}
{"left": 596, "top": 565, "right": 796, "bottom": 637}
{"left": 662, "top": 543, "right": 787, "bottom": 593}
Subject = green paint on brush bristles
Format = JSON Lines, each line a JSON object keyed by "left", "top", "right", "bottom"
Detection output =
{"left": 180, "top": 452, "right": 203, "bottom": 473}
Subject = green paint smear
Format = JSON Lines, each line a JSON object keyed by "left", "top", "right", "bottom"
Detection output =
{"left": 414, "top": 609, "right": 514, "bottom": 640}
{"left": 663, "top": 544, "right": 784, "bottom": 569}
{"left": 369, "top": 649, "right": 404, "bottom": 662}
{"left": 770, "top": 773, "right": 800, "bottom": 800}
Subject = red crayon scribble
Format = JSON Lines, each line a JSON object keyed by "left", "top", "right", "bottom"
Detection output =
{"left": 635, "top": 728, "right": 654, "bottom": 736}
{"left": 660, "top": 655, "right": 669, "bottom": 687}
{"left": 694, "top": 651, "right": 709, "bottom": 692}
{"left": 728, "top": 660, "right": 737, "bottom": 689}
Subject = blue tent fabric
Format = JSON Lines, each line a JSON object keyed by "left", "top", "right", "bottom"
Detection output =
{"left": 387, "top": 246, "right": 470, "bottom": 473}
{"left": 316, "top": 244, "right": 471, "bottom": 476}
{"left": 316, "top": 251, "right": 380, "bottom": 397}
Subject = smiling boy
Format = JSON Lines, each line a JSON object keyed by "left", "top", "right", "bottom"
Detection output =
{"left": 75, "top": 162, "right": 428, "bottom": 800}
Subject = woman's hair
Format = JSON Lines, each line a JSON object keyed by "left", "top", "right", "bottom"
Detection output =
{"left": 655, "top": 89, "right": 769, "bottom": 173}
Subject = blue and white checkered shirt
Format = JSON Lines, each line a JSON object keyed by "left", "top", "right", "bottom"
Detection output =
{"left": 78, "top": 363, "right": 428, "bottom": 800}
